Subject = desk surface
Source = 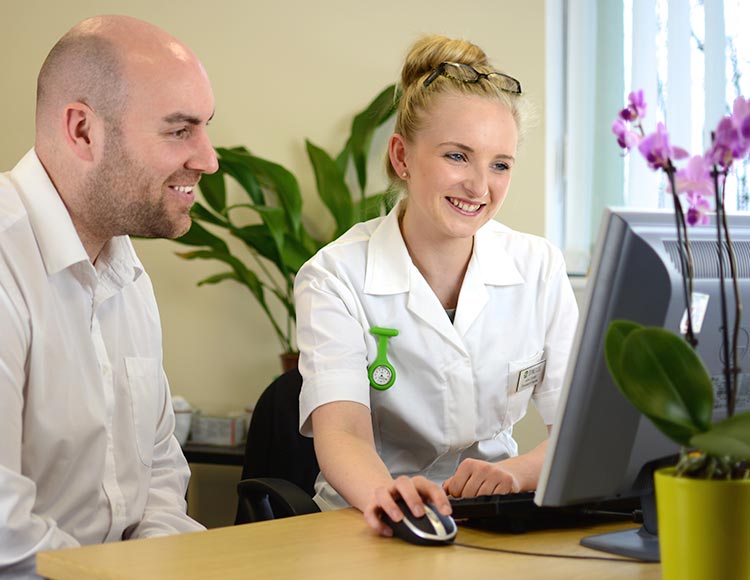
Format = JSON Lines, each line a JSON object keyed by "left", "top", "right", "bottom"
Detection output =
{"left": 38, "top": 509, "right": 661, "bottom": 580}
{"left": 181, "top": 441, "right": 245, "bottom": 466}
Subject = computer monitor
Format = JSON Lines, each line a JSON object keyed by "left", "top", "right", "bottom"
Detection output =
{"left": 536, "top": 207, "right": 750, "bottom": 561}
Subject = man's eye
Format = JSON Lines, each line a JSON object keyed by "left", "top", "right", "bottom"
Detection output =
{"left": 173, "top": 128, "right": 190, "bottom": 139}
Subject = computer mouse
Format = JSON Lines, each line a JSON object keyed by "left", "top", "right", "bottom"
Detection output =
{"left": 380, "top": 499, "right": 457, "bottom": 546}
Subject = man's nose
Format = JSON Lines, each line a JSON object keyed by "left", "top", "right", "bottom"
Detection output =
{"left": 189, "top": 130, "right": 219, "bottom": 174}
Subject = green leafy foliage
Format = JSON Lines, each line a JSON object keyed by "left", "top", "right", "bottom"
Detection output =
{"left": 172, "top": 85, "right": 397, "bottom": 353}
{"left": 605, "top": 320, "right": 750, "bottom": 476}
{"left": 690, "top": 413, "right": 750, "bottom": 461}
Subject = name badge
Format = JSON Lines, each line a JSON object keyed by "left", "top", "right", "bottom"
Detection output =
{"left": 516, "top": 359, "right": 546, "bottom": 392}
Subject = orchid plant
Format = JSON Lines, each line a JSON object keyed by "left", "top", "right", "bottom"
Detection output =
{"left": 606, "top": 90, "right": 750, "bottom": 479}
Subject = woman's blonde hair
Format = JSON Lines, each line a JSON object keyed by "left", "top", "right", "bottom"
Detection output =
{"left": 386, "top": 34, "right": 529, "bottom": 188}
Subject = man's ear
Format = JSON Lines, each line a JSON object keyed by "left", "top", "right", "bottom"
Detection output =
{"left": 63, "top": 102, "right": 100, "bottom": 162}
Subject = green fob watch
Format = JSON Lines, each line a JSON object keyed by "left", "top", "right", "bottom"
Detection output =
{"left": 368, "top": 326, "right": 399, "bottom": 390}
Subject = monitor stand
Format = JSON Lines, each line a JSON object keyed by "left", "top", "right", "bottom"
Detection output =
{"left": 580, "top": 490, "right": 660, "bottom": 562}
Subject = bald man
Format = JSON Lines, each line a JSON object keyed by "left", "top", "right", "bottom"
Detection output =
{"left": 0, "top": 15, "right": 218, "bottom": 576}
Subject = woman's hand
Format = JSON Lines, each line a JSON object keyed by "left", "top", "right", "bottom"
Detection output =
{"left": 363, "top": 475, "right": 452, "bottom": 536}
{"left": 443, "top": 438, "right": 550, "bottom": 498}
{"left": 442, "top": 458, "right": 521, "bottom": 498}
{"left": 312, "top": 402, "right": 452, "bottom": 536}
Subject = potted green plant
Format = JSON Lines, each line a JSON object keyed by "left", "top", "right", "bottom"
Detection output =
{"left": 608, "top": 91, "right": 750, "bottom": 579}
{"left": 173, "top": 85, "right": 397, "bottom": 369}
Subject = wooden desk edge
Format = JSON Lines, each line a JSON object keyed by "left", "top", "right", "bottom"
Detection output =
{"left": 37, "top": 509, "right": 660, "bottom": 580}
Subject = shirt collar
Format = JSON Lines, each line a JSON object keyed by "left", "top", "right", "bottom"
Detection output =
{"left": 364, "top": 202, "right": 412, "bottom": 295}
{"left": 10, "top": 149, "right": 143, "bottom": 284}
{"left": 95, "top": 236, "right": 145, "bottom": 289}
{"left": 473, "top": 221, "right": 525, "bottom": 286}
{"left": 364, "top": 201, "right": 524, "bottom": 295}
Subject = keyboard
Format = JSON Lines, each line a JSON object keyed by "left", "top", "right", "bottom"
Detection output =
{"left": 449, "top": 491, "right": 538, "bottom": 519}
{"left": 449, "top": 492, "right": 639, "bottom": 534}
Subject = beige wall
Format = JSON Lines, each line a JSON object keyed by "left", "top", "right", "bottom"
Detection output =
{"left": 2, "top": 0, "right": 549, "bottom": 525}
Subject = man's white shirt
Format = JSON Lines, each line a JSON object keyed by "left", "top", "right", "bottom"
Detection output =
{"left": 0, "top": 150, "right": 203, "bottom": 571}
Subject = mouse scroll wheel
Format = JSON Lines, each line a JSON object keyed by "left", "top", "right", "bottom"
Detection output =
{"left": 424, "top": 509, "right": 446, "bottom": 535}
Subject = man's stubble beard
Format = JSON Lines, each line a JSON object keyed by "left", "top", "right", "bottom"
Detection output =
{"left": 80, "top": 130, "right": 191, "bottom": 241}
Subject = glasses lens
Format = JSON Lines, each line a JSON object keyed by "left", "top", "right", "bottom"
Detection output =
{"left": 491, "top": 73, "right": 522, "bottom": 94}
{"left": 423, "top": 63, "right": 522, "bottom": 93}
{"left": 443, "top": 63, "right": 479, "bottom": 82}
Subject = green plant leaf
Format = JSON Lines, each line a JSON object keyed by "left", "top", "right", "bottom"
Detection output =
{"left": 229, "top": 204, "right": 290, "bottom": 276}
{"left": 176, "top": 248, "right": 291, "bottom": 351}
{"left": 173, "top": 219, "right": 229, "bottom": 254}
{"left": 190, "top": 201, "right": 229, "bottom": 228}
{"left": 197, "top": 272, "right": 239, "bottom": 286}
{"left": 246, "top": 205, "right": 287, "bottom": 250}
{"left": 224, "top": 145, "right": 251, "bottom": 154}
{"left": 690, "top": 412, "right": 750, "bottom": 460}
{"left": 215, "top": 148, "right": 266, "bottom": 206}
{"left": 615, "top": 326, "right": 714, "bottom": 445}
{"left": 306, "top": 139, "right": 354, "bottom": 237}
{"left": 219, "top": 149, "right": 303, "bottom": 235}
{"left": 231, "top": 218, "right": 309, "bottom": 274}
{"left": 335, "top": 138, "right": 352, "bottom": 174}
{"left": 604, "top": 320, "right": 643, "bottom": 392}
{"left": 175, "top": 249, "right": 251, "bottom": 284}
{"left": 353, "top": 192, "right": 389, "bottom": 221}
{"left": 176, "top": 250, "right": 265, "bottom": 304}
{"left": 280, "top": 233, "right": 314, "bottom": 273}
{"left": 231, "top": 224, "right": 282, "bottom": 265}
{"left": 267, "top": 285, "right": 296, "bottom": 319}
{"left": 169, "top": 84, "right": 396, "bottom": 355}
{"left": 197, "top": 167, "right": 227, "bottom": 213}
{"left": 604, "top": 322, "right": 690, "bottom": 444}
{"left": 349, "top": 84, "right": 397, "bottom": 195}
{"left": 299, "top": 228, "right": 324, "bottom": 255}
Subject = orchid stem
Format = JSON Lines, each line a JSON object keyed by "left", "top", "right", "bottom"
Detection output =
{"left": 715, "top": 167, "right": 741, "bottom": 417}
{"left": 667, "top": 164, "right": 697, "bottom": 348}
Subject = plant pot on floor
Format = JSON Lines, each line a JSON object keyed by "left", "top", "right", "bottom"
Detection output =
{"left": 655, "top": 467, "right": 750, "bottom": 580}
{"left": 280, "top": 351, "right": 299, "bottom": 373}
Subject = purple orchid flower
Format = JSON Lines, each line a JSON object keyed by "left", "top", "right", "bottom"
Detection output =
{"left": 732, "top": 96, "right": 750, "bottom": 141}
{"left": 638, "top": 123, "right": 689, "bottom": 171}
{"left": 619, "top": 90, "right": 647, "bottom": 122}
{"left": 612, "top": 119, "right": 640, "bottom": 151}
{"left": 708, "top": 116, "right": 745, "bottom": 168}
{"left": 685, "top": 192, "right": 711, "bottom": 226}
{"left": 674, "top": 155, "right": 714, "bottom": 198}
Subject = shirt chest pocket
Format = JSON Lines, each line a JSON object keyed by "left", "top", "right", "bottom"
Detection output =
{"left": 503, "top": 350, "right": 546, "bottom": 429}
{"left": 125, "top": 357, "right": 160, "bottom": 467}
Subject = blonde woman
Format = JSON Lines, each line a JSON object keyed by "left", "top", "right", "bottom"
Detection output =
{"left": 295, "top": 35, "right": 578, "bottom": 536}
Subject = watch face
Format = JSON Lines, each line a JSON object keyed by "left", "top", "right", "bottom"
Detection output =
{"left": 372, "top": 365, "right": 392, "bottom": 386}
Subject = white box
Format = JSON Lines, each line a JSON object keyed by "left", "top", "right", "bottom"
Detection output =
{"left": 190, "top": 413, "right": 246, "bottom": 447}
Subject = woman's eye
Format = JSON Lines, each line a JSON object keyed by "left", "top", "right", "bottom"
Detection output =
{"left": 446, "top": 152, "right": 467, "bottom": 162}
{"left": 493, "top": 162, "right": 510, "bottom": 171}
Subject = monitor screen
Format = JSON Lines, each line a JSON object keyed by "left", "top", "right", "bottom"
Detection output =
{"left": 536, "top": 207, "right": 750, "bottom": 560}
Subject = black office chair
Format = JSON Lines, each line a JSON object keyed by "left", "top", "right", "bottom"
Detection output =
{"left": 235, "top": 368, "right": 322, "bottom": 524}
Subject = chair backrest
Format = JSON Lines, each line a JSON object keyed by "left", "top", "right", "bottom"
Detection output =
{"left": 235, "top": 368, "right": 320, "bottom": 524}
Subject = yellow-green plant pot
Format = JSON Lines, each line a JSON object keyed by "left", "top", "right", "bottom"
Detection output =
{"left": 655, "top": 467, "right": 750, "bottom": 580}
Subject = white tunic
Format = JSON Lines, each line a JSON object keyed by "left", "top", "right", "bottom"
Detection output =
{"left": 296, "top": 205, "right": 578, "bottom": 509}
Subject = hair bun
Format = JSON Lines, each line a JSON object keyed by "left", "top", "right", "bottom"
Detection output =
{"left": 400, "top": 34, "right": 490, "bottom": 88}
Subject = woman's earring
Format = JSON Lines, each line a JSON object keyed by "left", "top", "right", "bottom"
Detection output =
{"left": 401, "top": 171, "right": 408, "bottom": 178}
